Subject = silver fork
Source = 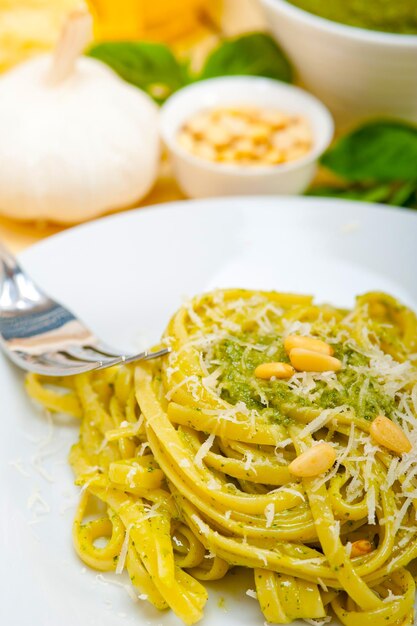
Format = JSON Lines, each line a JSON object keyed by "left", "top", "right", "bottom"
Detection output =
{"left": 0, "top": 242, "right": 169, "bottom": 376}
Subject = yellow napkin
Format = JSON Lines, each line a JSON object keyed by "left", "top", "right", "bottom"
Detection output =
{"left": 0, "top": 0, "right": 220, "bottom": 72}
{"left": 88, "top": 0, "right": 212, "bottom": 42}
{"left": 0, "top": 0, "right": 84, "bottom": 71}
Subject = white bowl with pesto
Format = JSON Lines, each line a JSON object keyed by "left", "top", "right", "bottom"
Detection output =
{"left": 260, "top": 0, "right": 417, "bottom": 126}
{"left": 160, "top": 76, "right": 333, "bottom": 199}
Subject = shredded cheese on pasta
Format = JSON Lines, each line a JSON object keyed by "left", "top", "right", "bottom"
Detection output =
{"left": 25, "top": 289, "right": 417, "bottom": 626}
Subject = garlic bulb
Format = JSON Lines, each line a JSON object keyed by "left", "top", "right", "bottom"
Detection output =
{"left": 0, "top": 11, "right": 160, "bottom": 224}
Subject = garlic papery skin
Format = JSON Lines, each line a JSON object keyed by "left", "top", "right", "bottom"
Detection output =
{"left": 0, "top": 54, "right": 160, "bottom": 223}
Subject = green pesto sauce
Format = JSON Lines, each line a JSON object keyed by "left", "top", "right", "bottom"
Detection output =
{"left": 286, "top": 0, "right": 417, "bottom": 34}
{"left": 212, "top": 332, "right": 396, "bottom": 423}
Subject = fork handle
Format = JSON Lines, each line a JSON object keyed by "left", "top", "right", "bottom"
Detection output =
{"left": 0, "top": 240, "right": 21, "bottom": 277}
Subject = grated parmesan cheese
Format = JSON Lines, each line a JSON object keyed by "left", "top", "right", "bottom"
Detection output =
{"left": 9, "top": 459, "right": 31, "bottom": 477}
{"left": 254, "top": 548, "right": 268, "bottom": 566}
{"left": 27, "top": 488, "right": 50, "bottom": 523}
{"left": 282, "top": 320, "right": 312, "bottom": 338}
{"left": 137, "top": 442, "right": 150, "bottom": 456}
{"left": 194, "top": 433, "right": 215, "bottom": 469}
{"left": 95, "top": 574, "right": 139, "bottom": 602}
{"left": 207, "top": 477, "right": 221, "bottom": 490}
{"left": 165, "top": 365, "right": 180, "bottom": 380}
{"left": 303, "top": 618, "right": 331, "bottom": 626}
{"left": 291, "top": 557, "right": 325, "bottom": 566}
{"left": 366, "top": 485, "right": 376, "bottom": 525}
{"left": 204, "top": 551, "right": 216, "bottom": 559}
{"left": 191, "top": 514, "right": 210, "bottom": 537}
{"left": 411, "top": 382, "right": 417, "bottom": 414}
{"left": 298, "top": 408, "right": 340, "bottom": 439}
{"left": 264, "top": 503, "right": 275, "bottom": 528}
{"left": 275, "top": 438, "right": 293, "bottom": 449}
{"left": 126, "top": 466, "right": 138, "bottom": 488}
{"left": 270, "top": 486, "right": 305, "bottom": 502}
{"left": 381, "top": 592, "right": 403, "bottom": 603}
{"left": 165, "top": 375, "right": 200, "bottom": 402}
{"left": 383, "top": 457, "right": 399, "bottom": 492}
{"left": 30, "top": 410, "right": 59, "bottom": 483}
{"left": 393, "top": 498, "right": 412, "bottom": 536}
{"left": 330, "top": 520, "right": 340, "bottom": 538}
{"left": 202, "top": 367, "right": 223, "bottom": 393}
{"left": 116, "top": 525, "right": 132, "bottom": 575}
{"left": 244, "top": 452, "right": 254, "bottom": 472}
{"left": 141, "top": 502, "right": 161, "bottom": 521}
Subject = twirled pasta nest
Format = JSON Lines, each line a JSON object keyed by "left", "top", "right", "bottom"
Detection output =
{"left": 27, "top": 289, "right": 417, "bottom": 626}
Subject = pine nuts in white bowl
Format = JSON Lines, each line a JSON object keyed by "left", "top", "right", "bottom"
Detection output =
{"left": 260, "top": 0, "right": 417, "bottom": 125}
{"left": 160, "top": 76, "right": 333, "bottom": 199}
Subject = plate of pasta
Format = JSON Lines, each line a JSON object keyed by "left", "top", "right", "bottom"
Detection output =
{"left": 2, "top": 196, "right": 417, "bottom": 626}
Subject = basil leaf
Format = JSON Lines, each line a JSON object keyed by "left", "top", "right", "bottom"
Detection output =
{"left": 307, "top": 181, "right": 417, "bottom": 208}
{"left": 88, "top": 33, "right": 294, "bottom": 103}
{"left": 88, "top": 41, "right": 188, "bottom": 103}
{"left": 388, "top": 181, "right": 417, "bottom": 207}
{"left": 199, "top": 33, "right": 293, "bottom": 83}
{"left": 307, "top": 185, "right": 392, "bottom": 202}
{"left": 306, "top": 186, "right": 357, "bottom": 199}
{"left": 321, "top": 120, "right": 417, "bottom": 183}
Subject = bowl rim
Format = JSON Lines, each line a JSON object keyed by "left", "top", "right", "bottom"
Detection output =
{"left": 160, "top": 76, "right": 334, "bottom": 177}
{"left": 261, "top": 0, "right": 417, "bottom": 47}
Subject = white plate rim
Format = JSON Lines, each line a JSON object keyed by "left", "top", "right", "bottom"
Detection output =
{"left": 3, "top": 195, "right": 417, "bottom": 626}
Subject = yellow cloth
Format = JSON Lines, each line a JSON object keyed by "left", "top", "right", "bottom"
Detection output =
{"left": 0, "top": 0, "right": 263, "bottom": 252}
{"left": 0, "top": 0, "right": 84, "bottom": 72}
{"left": 0, "top": 0, "right": 215, "bottom": 73}
{"left": 88, "top": 0, "right": 211, "bottom": 42}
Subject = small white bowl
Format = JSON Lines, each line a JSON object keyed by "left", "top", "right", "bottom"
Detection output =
{"left": 160, "top": 76, "right": 333, "bottom": 199}
{"left": 260, "top": 0, "right": 417, "bottom": 125}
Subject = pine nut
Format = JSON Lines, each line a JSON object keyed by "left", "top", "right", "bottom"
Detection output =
{"left": 259, "top": 110, "right": 287, "bottom": 128}
{"left": 234, "top": 138, "right": 255, "bottom": 156}
{"left": 217, "top": 149, "right": 237, "bottom": 163}
{"left": 254, "top": 362, "right": 295, "bottom": 380}
{"left": 284, "top": 335, "right": 334, "bottom": 356}
{"left": 370, "top": 414, "right": 412, "bottom": 454}
{"left": 177, "top": 130, "right": 196, "bottom": 152}
{"left": 289, "top": 348, "right": 342, "bottom": 373}
{"left": 272, "top": 130, "right": 295, "bottom": 151}
{"left": 247, "top": 123, "right": 269, "bottom": 141}
{"left": 350, "top": 540, "right": 372, "bottom": 558}
{"left": 263, "top": 149, "right": 285, "bottom": 164}
{"left": 187, "top": 113, "right": 211, "bottom": 135}
{"left": 193, "top": 142, "right": 217, "bottom": 161}
{"left": 177, "top": 106, "right": 312, "bottom": 167}
{"left": 289, "top": 443, "right": 336, "bottom": 477}
{"left": 286, "top": 147, "right": 311, "bottom": 162}
{"left": 204, "top": 126, "right": 231, "bottom": 147}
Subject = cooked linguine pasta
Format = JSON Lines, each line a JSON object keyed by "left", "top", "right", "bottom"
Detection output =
{"left": 26, "top": 289, "right": 417, "bottom": 625}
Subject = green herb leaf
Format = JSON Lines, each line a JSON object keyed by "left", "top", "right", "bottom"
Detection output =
{"left": 307, "top": 185, "right": 392, "bottom": 202}
{"left": 87, "top": 33, "right": 294, "bottom": 103}
{"left": 321, "top": 120, "right": 417, "bottom": 183}
{"left": 88, "top": 41, "right": 188, "bottom": 103}
{"left": 199, "top": 32, "right": 293, "bottom": 83}
{"left": 307, "top": 181, "right": 417, "bottom": 208}
{"left": 306, "top": 186, "right": 355, "bottom": 199}
{"left": 388, "top": 181, "right": 417, "bottom": 207}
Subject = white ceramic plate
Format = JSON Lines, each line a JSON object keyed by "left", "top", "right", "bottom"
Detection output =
{"left": 2, "top": 197, "right": 417, "bottom": 626}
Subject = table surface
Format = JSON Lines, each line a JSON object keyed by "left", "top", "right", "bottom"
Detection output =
{"left": 0, "top": 0, "right": 320, "bottom": 253}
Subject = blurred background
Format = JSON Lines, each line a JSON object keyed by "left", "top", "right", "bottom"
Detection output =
{"left": 0, "top": 0, "right": 265, "bottom": 72}
{"left": 0, "top": 0, "right": 266, "bottom": 248}
{"left": 0, "top": 0, "right": 416, "bottom": 249}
